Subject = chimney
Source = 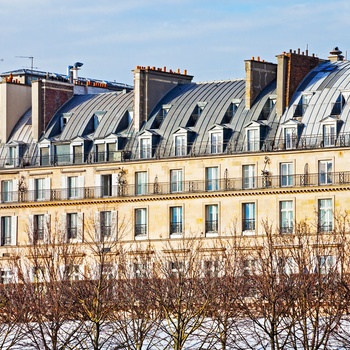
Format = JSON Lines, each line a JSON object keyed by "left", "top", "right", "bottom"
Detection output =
{"left": 133, "top": 66, "right": 193, "bottom": 131}
{"left": 328, "top": 47, "right": 344, "bottom": 62}
{"left": 244, "top": 58, "right": 277, "bottom": 109}
{"left": 276, "top": 49, "right": 320, "bottom": 116}
{"left": 0, "top": 81, "right": 31, "bottom": 143}
{"left": 32, "top": 80, "right": 74, "bottom": 141}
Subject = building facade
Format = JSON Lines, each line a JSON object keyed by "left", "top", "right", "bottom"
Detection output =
{"left": 0, "top": 48, "right": 349, "bottom": 281}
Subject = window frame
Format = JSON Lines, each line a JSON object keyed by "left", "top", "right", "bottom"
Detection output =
{"left": 170, "top": 169, "right": 183, "bottom": 193}
{"left": 242, "top": 202, "right": 256, "bottom": 234}
{"left": 243, "top": 164, "right": 256, "bottom": 189}
{"left": 280, "top": 162, "right": 294, "bottom": 187}
{"left": 170, "top": 206, "right": 183, "bottom": 236}
{"left": 318, "top": 198, "right": 333, "bottom": 233}
{"left": 205, "top": 204, "right": 218, "bottom": 235}
{"left": 205, "top": 167, "right": 219, "bottom": 191}
{"left": 319, "top": 160, "right": 333, "bottom": 185}
{"left": 135, "top": 208, "right": 147, "bottom": 238}
{"left": 135, "top": 171, "right": 147, "bottom": 195}
{"left": 280, "top": 200, "right": 294, "bottom": 234}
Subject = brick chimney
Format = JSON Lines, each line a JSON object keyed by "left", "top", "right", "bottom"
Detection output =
{"left": 133, "top": 66, "right": 193, "bottom": 131}
{"left": 244, "top": 57, "right": 277, "bottom": 109}
{"left": 32, "top": 80, "right": 74, "bottom": 141}
{"left": 276, "top": 49, "right": 320, "bottom": 117}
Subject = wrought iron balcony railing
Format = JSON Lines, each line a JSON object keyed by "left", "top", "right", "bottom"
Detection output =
{"left": 0, "top": 170, "right": 349, "bottom": 204}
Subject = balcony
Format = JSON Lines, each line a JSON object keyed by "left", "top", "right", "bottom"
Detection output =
{"left": 170, "top": 222, "right": 183, "bottom": 235}
{"left": 2, "top": 132, "right": 350, "bottom": 170}
{"left": 205, "top": 220, "right": 218, "bottom": 233}
{"left": 135, "top": 224, "right": 147, "bottom": 237}
{"left": 0, "top": 170, "right": 349, "bottom": 205}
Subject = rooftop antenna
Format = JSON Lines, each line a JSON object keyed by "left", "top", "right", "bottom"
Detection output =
{"left": 15, "top": 56, "right": 37, "bottom": 82}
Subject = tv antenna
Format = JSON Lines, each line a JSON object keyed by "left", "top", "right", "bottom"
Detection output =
{"left": 15, "top": 55, "right": 38, "bottom": 72}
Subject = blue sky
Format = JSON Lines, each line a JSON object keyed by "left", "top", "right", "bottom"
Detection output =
{"left": 1, "top": 0, "right": 349, "bottom": 85}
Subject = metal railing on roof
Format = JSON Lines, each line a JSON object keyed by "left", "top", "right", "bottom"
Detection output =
{"left": 1, "top": 132, "right": 350, "bottom": 169}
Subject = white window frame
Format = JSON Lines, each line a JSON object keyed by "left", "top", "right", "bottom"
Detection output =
{"left": 322, "top": 124, "right": 336, "bottom": 147}
{"left": 170, "top": 169, "right": 183, "bottom": 193}
{"left": 174, "top": 134, "right": 187, "bottom": 156}
{"left": 246, "top": 128, "right": 259, "bottom": 151}
{"left": 243, "top": 164, "right": 256, "bottom": 189}
{"left": 318, "top": 198, "right": 333, "bottom": 232}
{"left": 205, "top": 204, "right": 218, "bottom": 236}
{"left": 206, "top": 167, "right": 219, "bottom": 191}
{"left": 242, "top": 202, "right": 255, "bottom": 235}
{"left": 170, "top": 206, "right": 183, "bottom": 237}
{"left": 135, "top": 208, "right": 147, "bottom": 238}
{"left": 209, "top": 131, "right": 223, "bottom": 154}
{"left": 135, "top": 171, "right": 147, "bottom": 195}
{"left": 1, "top": 216, "right": 17, "bottom": 246}
{"left": 280, "top": 162, "right": 293, "bottom": 187}
{"left": 139, "top": 137, "right": 152, "bottom": 159}
{"left": 280, "top": 201, "right": 293, "bottom": 233}
{"left": 319, "top": 160, "right": 333, "bottom": 185}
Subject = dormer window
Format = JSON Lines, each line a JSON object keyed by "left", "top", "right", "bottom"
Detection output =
{"left": 38, "top": 139, "right": 51, "bottom": 166}
{"left": 139, "top": 137, "right": 151, "bottom": 159}
{"left": 320, "top": 116, "right": 338, "bottom": 147}
{"left": 331, "top": 93, "right": 346, "bottom": 116}
{"left": 173, "top": 127, "right": 192, "bottom": 156}
{"left": 259, "top": 97, "right": 276, "bottom": 120}
{"left": 294, "top": 93, "right": 313, "bottom": 117}
{"left": 208, "top": 125, "right": 230, "bottom": 154}
{"left": 280, "top": 119, "right": 302, "bottom": 150}
{"left": 323, "top": 124, "right": 336, "bottom": 147}
{"left": 5, "top": 142, "right": 24, "bottom": 167}
{"left": 153, "top": 104, "right": 172, "bottom": 128}
{"left": 93, "top": 111, "right": 106, "bottom": 131}
{"left": 186, "top": 102, "right": 207, "bottom": 127}
{"left": 60, "top": 113, "right": 72, "bottom": 132}
{"left": 221, "top": 100, "right": 240, "bottom": 124}
{"left": 138, "top": 130, "right": 158, "bottom": 159}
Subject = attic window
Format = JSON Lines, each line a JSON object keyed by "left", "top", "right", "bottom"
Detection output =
{"left": 222, "top": 101, "right": 240, "bottom": 124}
{"left": 294, "top": 93, "right": 313, "bottom": 118}
{"left": 60, "top": 113, "right": 72, "bottom": 131}
{"left": 331, "top": 93, "right": 346, "bottom": 116}
{"left": 186, "top": 102, "right": 207, "bottom": 127}
{"left": 153, "top": 104, "right": 172, "bottom": 129}
{"left": 259, "top": 98, "right": 275, "bottom": 120}
{"left": 93, "top": 111, "right": 106, "bottom": 130}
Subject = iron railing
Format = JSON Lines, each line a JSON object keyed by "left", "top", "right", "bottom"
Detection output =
{"left": 2, "top": 132, "right": 350, "bottom": 169}
{"left": 1, "top": 170, "right": 350, "bottom": 204}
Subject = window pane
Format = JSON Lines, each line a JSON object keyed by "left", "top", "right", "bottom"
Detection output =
{"left": 206, "top": 167, "right": 219, "bottom": 191}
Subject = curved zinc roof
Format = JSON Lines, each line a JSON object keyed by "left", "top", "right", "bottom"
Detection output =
{"left": 277, "top": 60, "right": 350, "bottom": 141}
{"left": 44, "top": 91, "right": 134, "bottom": 141}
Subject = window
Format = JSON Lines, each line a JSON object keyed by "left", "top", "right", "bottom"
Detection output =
{"left": 318, "top": 255, "right": 336, "bottom": 275}
{"left": 135, "top": 208, "right": 147, "bottom": 237}
{"left": 67, "top": 213, "right": 78, "bottom": 240}
{"left": 174, "top": 135, "right": 186, "bottom": 156}
{"left": 64, "top": 265, "right": 81, "bottom": 281}
{"left": 242, "top": 203, "right": 255, "bottom": 233}
{"left": 68, "top": 176, "right": 79, "bottom": 199}
{"left": 139, "top": 138, "right": 151, "bottom": 159}
{"left": 243, "top": 165, "right": 255, "bottom": 189}
{"left": 32, "top": 266, "right": 46, "bottom": 283}
{"left": 187, "top": 103, "right": 206, "bottom": 127}
{"left": 247, "top": 128, "right": 259, "bottom": 151}
{"left": 284, "top": 127, "right": 297, "bottom": 149}
{"left": 294, "top": 93, "right": 312, "bottom": 117}
{"left": 134, "top": 262, "right": 148, "bottom": 278}
{"left": 106, "top": 142, "right": 117, "bottom": 161}
{"left": 34, "top": 214, "right": 45, "bottom": 242}
{"left": 221, "top": 102, "right": 239, "bottom": 124}
{"left": 54, "top": 144, "right": 70, "bottom": 165}
{"left": 95, "top": 143, "right": 105, "bottom": 162}
{"left": 205, "top": 205, "right": 218, "bottom": 234}
{"left": 6, "top": 146, "right": 16, "bottom": 166}
{"left": 170, "top": 169, "right": 183, "bottom": 193}
{"left": 1, "top": 216, "right": 16, "bottom": 246}
{"left": 35, "top": 178, "right": 45, "bottom": 201}
{"left": 40, "top": 147, "right": 50, "bottom": 166}
{"left": 280, "top": 163, "right": 293, "bottom": 187}
{"left": 323, "top": 124, "right": 336, "bottom": 147}
{"left": 170, "top": 207, "right": 183, "bottom": 235}
{"left": 206, "top": 167, "right": 219, "bottom": 191}
{"left": 101, "top": 174, "right": 112, "bottom": 197}
{"left": 1, "top": 180, "right": 13, "bottom": 203}
{"left": 0, "top": 269, "right": 14, "bottom": 284}
{"left": 135, "top": 172, "right": 147, "bottom": 195}
{"left": 318, "top": 199, "right": 333, "bottom": 232}
{"left": 210, "top": 132, "right": 223, "bottom": 154}
{"left": 280, "top": 201, "right": 293, "bottom": 233}
{"left": 319, "top": 160, "right": 333, "bottom": 185}
{"left": 100, "top": 211, "right": 112, "bottom": 239}
{"left": 331, "top": 93, "right": 345, "bottom": 116}
{"left": 73, "top": 145, "right": 83, "bottom": 164}
{"left": 203, "top": 260, "right": 220, "bottom": 278}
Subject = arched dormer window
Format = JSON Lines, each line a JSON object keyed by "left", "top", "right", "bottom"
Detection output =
{"left": 221, "top": 100, "right": 240, "bottom": 124}
{"left": 293, "top": 92, "right": 313, "bottom": 118}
